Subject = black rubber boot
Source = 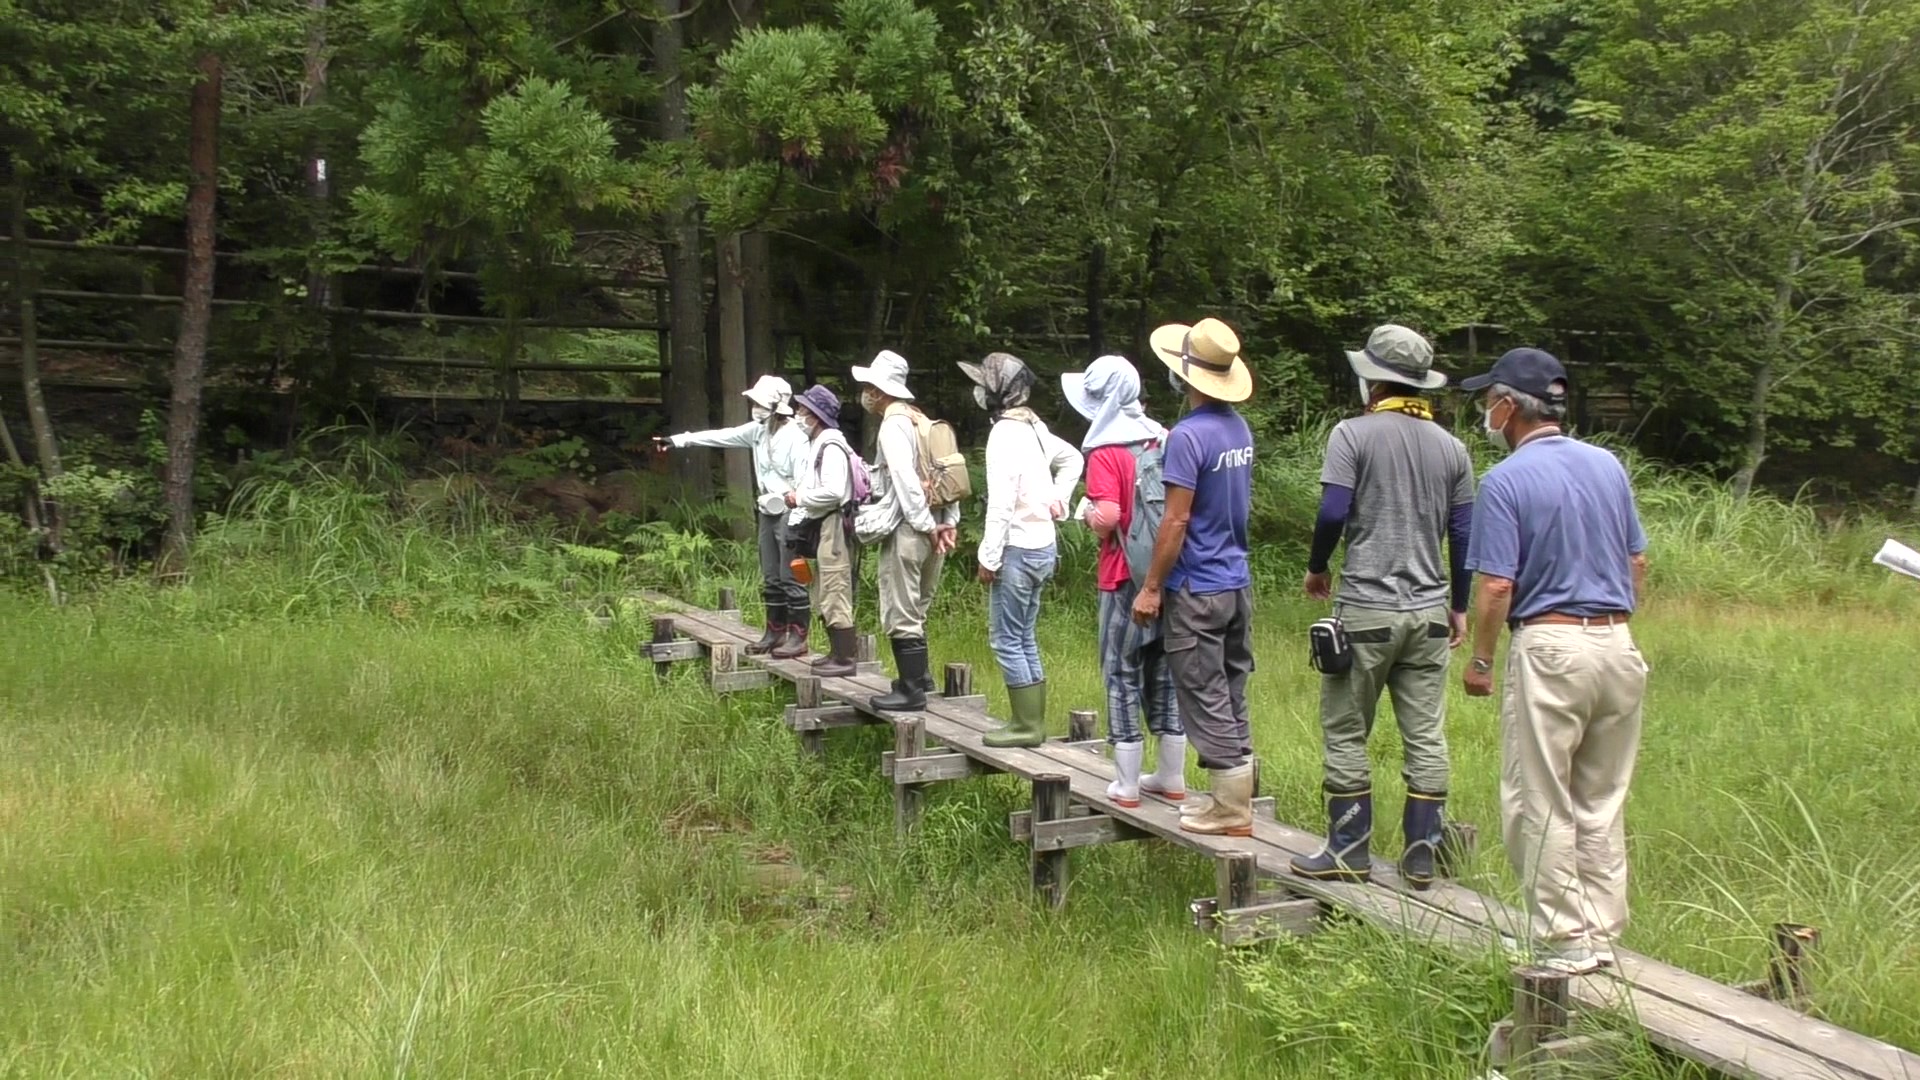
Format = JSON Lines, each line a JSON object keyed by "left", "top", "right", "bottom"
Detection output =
{"left": 746, "top": 601, "right": 787, "bottom": 656}
{"left": 811, "top": 626, "right": 859, "bottom": 678}
{"left": 1400, "top": 789, "right": 1446, "bottom": 889}
{"left": 770, "top": 599, "right": 813, "bottom": 659}
{"left": 871, "top": 637, "right": 928, "bottom": 712}
{"left": 1289, "top": 787, "right": 1373, "bottom": 882}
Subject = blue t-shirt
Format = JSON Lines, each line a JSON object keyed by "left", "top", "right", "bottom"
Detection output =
{"left": 1161, "top": 402, "right": 1254, "bottom": 594}
{"left": 1464, "top": 436, "right": 1647, "bottom": 620}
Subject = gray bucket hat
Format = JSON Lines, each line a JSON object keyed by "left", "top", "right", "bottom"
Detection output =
{"left": 1345, "top": 324, "right": 1446, "bottom": 390}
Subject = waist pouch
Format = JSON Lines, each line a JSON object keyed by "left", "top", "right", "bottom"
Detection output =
{"left": 1309, "top": 616, "right": 1354, "bottom": 675}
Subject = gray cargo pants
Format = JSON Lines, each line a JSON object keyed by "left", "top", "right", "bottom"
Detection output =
{"left": 757, "top": 510, "right": 809, "bottom": 614}
{"left": 1163, "top": 585, "right": 1256, "bottom": 770}
{"left": 1318, "top": 604, "right": 1452, "bottom": 794}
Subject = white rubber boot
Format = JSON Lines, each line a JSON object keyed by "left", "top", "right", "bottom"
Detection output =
{"left": 1107, "top": 741, "right": 1144, "bottom": 807}
{"left": 1139, "top": 734, "right": 1188, "bottom": 802}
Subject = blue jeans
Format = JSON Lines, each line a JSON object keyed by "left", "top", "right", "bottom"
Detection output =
{"left": 988, "top": 543, "right": 1057, "bottom": 686}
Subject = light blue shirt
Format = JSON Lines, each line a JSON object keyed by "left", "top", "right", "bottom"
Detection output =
{"left": 1465, "top": 435, "right": 1647, "bottom": 621}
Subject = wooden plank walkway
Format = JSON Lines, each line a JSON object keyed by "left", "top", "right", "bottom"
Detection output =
{"left": 641, "top": 592, "right": 1920, "bottom": 1080}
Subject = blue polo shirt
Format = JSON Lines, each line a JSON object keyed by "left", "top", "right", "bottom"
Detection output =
{"left": 1465, "top": 435, "right": 1647, "bottom": 620}
{"left": 1161, "top": 402, "right": 1254, "bottom": 595}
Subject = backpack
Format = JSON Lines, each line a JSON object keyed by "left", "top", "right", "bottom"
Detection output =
{"left": 1121, "top": 440, "right": 1167, "bottom": 589}
{"left": 817, "top": 439, "right": 873, "bottom": 507}
{"left": 904, "top": 407, "right": 971, "bottom": 509}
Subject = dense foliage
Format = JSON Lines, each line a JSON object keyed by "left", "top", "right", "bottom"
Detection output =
{"left": 3, "top": 0, "right": 1918, "bottom": 534}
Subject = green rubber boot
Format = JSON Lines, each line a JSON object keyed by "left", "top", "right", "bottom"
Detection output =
{"left": 984, "top": 680, "right": 1048, "bottom": 748}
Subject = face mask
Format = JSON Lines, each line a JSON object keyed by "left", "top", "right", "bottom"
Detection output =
{"left": 973, "top": 386, "right": 991, "bottom": 411}
{"left": 859, "top": 388, "right": 884, "bottom": 415}
{"left": 1168, "top": 368, "right": 1186, "bottom": 393}
{"left": 1357, "top": 377, "right": 1372, "bottom": 406}
{"left": 751, "top": 405, "right": 771, "bottom": 422}
{"left": 1483, "top": 398, "right": 1511, "bottom": 452}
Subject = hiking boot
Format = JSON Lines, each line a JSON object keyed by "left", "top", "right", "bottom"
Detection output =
{"left": 1290, "top": 787, "right": 1373, "bottom": 882}
{"left": 1181, "top": 763, "right": 1254, "bottom": 836}
{"left": 1140, "top": 733, "right": 1188, "bottom": 802}
{"left": 870, "top": 637, "right": 928, "bottom": 712}
{"left": 746, "top": 602, "right": 788, "bottom": 656}
{"left": 811, "top": 626, "right": 859, "bottom": 678}
{"left": 1400, "top": 789, "right": 1446, "bottom": 889}
{"left": 984, "top": 680, "right": 1047, "bottom": 748}
{"left": 1107, "top": 740, "right": 1144, "bottom": 807}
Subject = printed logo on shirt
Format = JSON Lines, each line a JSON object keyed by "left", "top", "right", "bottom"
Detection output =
{"left": 1211, "top": 446, "right": 1255, "bottom": 472}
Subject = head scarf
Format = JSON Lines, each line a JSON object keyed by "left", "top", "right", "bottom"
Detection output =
{"left": 1065, "top": 355, "right": 1166, "bottom": 449}
{"left": 959, "top": 352, "right": 1038, "bottom": 423}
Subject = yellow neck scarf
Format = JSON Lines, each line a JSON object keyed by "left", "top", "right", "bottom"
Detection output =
{"left": 1370, "top": 396, "right": 1433, "bottom": 420}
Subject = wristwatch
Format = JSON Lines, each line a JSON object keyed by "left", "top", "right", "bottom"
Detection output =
{"left": 1469, "top": 657, "right": 1493, "bottom": 673}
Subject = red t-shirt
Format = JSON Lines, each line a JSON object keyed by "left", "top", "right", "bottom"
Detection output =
{"left": 1085, "top": 442, "right": 1154, "bottom": 591}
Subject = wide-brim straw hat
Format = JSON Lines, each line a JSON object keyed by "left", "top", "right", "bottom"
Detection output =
{"left": 1149, "top": 317, "right": 1253, "bottom": 403}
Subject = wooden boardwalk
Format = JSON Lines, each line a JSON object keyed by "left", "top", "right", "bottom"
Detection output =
{"left": 642, "top": 591, "right": 1920, "bottom": 1080}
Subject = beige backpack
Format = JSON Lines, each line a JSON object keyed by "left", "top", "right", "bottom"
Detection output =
{"left": 903, "top": 406, "right": 970, "bottom": 509}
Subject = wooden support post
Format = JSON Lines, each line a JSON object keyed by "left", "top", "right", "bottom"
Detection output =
{"left": 942, "top": 662, "right": 973, "bottom": 699}
{"left": 794, "top": 675, "right": 824, "bottom": 757}
{"left": 651, "top": 615, "right": 677, "bottom": 678}
{"left": 1509, "top": 966, "right": 1571, "bottom": 1076}
{"left": 1030, "top": 774, "right": 1071, "bottom": 909}
{"left": 1218, "top": 851, "right": 1258, "bottom": 911}
{"left": 892, "top": 717, "right": 926, "bottom": 833}
{"left": 857, "top": 633, "right": 882, "bottom": 675}
{"left": 1249, "top": 754, "right": 1262, "bottom": 800}
{"left": 718, "top": 586, "right": 738, "bottom": 617}
{"left": 1066, "top": 709, "right": 1097, "bottom": 743}
{"left": 1739, "top": 922, "right": 1820, "bottom": 1006}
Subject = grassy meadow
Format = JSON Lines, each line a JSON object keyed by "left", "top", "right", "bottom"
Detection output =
{"left": 4, "top": 450, "right": 1920, "bottom": 1077}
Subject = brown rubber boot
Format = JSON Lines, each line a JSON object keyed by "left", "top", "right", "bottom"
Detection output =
{"left": 811, "top": 627, "right": 859, "bottom": 677}
{"left": 1180, "top": 763, "right": 1255, "bottom": 837}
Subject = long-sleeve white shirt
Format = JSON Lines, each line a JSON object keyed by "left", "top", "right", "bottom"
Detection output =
{"left": 788, "top": 428, "right": 854, "bottom": 525}
{"left": 857, "top": 403, "right": 961, "bottom": 538}
{"left": 671, "top": 417, "right": 808, "bottom": 511}
{"left": 976, "top": 416, "right": 1084, "bottom": 571}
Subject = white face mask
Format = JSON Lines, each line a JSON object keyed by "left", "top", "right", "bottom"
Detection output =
{"left": 1168, "top": 368, "right": 1186, "bottom": 393}
{"left": 1357, "top": 377, "right": 1372, "bottom": 406}
{"left": 1483, "top": 398, "right": 1511, "bottom": 452}
{"left": 859, "top": 388, "right": 884, "bottom": 415}
{"left": 751, "top": 405, "right": 771, "bottom": 422}
{"left": 973, "top": 386, "right": 990, "bottom": 411}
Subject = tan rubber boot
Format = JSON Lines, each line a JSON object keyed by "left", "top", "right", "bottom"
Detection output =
{"left": 1180, "top": 763, "right": 1254, "bottom": 836}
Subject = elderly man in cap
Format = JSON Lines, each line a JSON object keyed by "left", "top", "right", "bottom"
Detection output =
{"left": 1290, "top": 324, "right": 1476, "bottom": 888}
{"left": 1061, "top": 354, "right": 1187, "bottom": 806}
{"left": 1461, "top": 347, "right": 1650, "bottom": 974}
{"left": 962, "top": 352, "right": 1083, "bottom": 747}
{"left": 852, "top": 350, "right": 961, "bottom": 712}
{"left": 1132, "top": 317, "right": 1258, "bottom": 837}
{"left": 783, "top": 385, "right": 862, "bottom": 673}
{"left": 656, "top": 374, "right": 810, "bottom": 655}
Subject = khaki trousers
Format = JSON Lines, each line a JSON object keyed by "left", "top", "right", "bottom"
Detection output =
{"left": 1318, "top": 604, "right": 1451, "bottom": 794}
{"left": 878, "top": 526, "right": 944, "bottom": 638}
{"left": 812, "top": 511, "right": 857, "bottom": 630}
{"left": 1500, "top": 623, "right": 1648, "bottom": 946}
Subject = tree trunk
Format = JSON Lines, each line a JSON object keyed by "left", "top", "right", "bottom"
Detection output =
{"left": 158, "top": 50, "right": 222, "bottom": 576}
{"left": 656, "top": 0, "right": 711, "bottom": 496}
{"left": 1733, "top": 263, "right": 1798, "bottom": 503}
{"left": 301, "top": 0, "right": 336, "bottom": 326}
{"left": 8, "top": 165, "right": 63, "bottom": 550}
{"left": 1085, "top": 241, "right": 1106, "bottom": 359}
{"left": 717, "top": 232, "right": 753, "bottom": 504}
{"left": 743, "top": 229, "right": 776, "bottom": 376}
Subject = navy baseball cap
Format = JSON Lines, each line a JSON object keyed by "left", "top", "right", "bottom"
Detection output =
{"left": 1459, "top": 347, "right": 1569, "bottom": 403}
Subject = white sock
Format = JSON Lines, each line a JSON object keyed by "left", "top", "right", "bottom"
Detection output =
{"left": 1107, "top": 741, "right": 1144, "bottom": 803}
{"left": 1144, "top": 734, "right": 1187, "bottom": 794}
